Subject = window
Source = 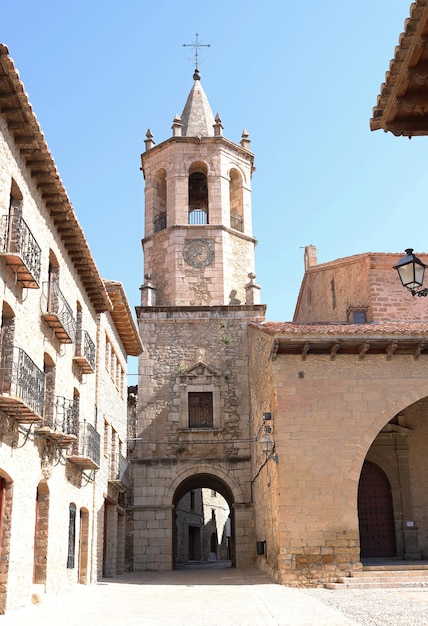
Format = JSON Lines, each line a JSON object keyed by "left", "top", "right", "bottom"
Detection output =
{"left": 67, "top": 503, "right": 76, "bottom": 568}
{"left": 188, "top": 392, "right": 213, "bottom": 428}
{"left": 229, "top": 168, "right": 244, "bottom": 232}
{"left": 188, "top": 171, "right": 208, "bottom": 224}
{"left": 347, "top": 306, "right": 369, "bottom": 324}
{"left": 190, "top": 491, "right": 195, "bottom": 511}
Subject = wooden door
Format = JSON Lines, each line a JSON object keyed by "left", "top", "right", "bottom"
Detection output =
{"left": 358, "top": 461, "right": 396, "bottom": 558}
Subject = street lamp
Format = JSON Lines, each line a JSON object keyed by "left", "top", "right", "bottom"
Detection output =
{"left": 259, "top": 414, "right": 278, "bottom": 463}
{"left": 394, "top": 249, "right": 428, "bottom": 296}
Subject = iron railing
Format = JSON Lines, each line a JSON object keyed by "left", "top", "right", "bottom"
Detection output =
{"left": 0, "top": 214, "right": 42, "bottom": 285}
{"left": 0, "top": 346, "right": 45, "bottom": 416}
{"left": 41, "top": 281, "right": 77, "bottom": 343}
{"left": 230, "top": 211, "right": 243, "bottom": 232}
{"left": 44, "top": 394, "right": 79, "bottom": 435}
{"left": 110, "top": 453, "right": 130, "bottom": 488}
{"left": 74, "top": 329, "right": 96, "bottom": 371}
{"left": 189, "top": 208, "right": 208, "bottom": 225}
{"left": 78, "top": 421, "right": 101, "bottom": 467}
{"left": 154, "top": 211, "right": 167, "bottom": 232}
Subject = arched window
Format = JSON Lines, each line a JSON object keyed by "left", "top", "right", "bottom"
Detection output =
{"left": 67, "top": 503, "right": 77, "bottom": 568}
{"left": 229, "top": 168, "right": 243, "bottom": 232}
{"left": 189, "top": 171, "right": 208, "bottom": 224}
{"left": 153, "top": 169, "right": 167, "bottom": 232}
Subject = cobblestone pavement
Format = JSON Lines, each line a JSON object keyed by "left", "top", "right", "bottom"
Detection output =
{"left": 0, "top": 566, "right": 427, "bottom": 626}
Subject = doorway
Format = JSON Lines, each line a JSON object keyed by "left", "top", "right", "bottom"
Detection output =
{"left": 358, "top": 461, "right": 396, "bottom": 558}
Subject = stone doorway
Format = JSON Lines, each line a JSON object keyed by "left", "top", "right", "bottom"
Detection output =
{"left": 172, "top": 473, "right": 234, "bottom": 569}
{"left": 358, "top": 461, "right": 396, "bottom": 558}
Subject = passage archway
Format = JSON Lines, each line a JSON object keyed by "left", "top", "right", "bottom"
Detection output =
{"left": 172, "top": 473, "right": 235, "bottom": 569}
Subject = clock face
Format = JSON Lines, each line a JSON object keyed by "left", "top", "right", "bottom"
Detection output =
{"left": 183, "top": 239, "right": 214, "bottom": 268}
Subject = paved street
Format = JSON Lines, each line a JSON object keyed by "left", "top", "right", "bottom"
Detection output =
{"left": 1, "top": 565, "right": 428, "bottom": 626}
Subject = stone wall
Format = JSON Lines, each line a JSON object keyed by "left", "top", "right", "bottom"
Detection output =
{"left": 294, "top": 252, "right": 428, "bottom": 323}
{"left": 133, "top": 305, "right": 265, "bottom": 570}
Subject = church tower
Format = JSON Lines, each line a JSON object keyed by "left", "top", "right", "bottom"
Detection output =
{"left": 140, "top": 68, "right": 257, "bottom": 308}
{"left": 132, "top": 68, "right": 266, "bottom": 572}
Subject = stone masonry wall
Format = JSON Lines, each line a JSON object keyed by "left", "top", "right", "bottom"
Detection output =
{"left": 133, "top": 305, "right": 265, "bottom": 570}
{"left": 271, "top": 350, "right": 428, "bottom": 586}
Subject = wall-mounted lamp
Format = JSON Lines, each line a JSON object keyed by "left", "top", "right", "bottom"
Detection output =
{"left": 394, "top": 249, "right": 428, "bottom": 296}
{"left": 259, "top": 416, "right": 278, "bottom": 463}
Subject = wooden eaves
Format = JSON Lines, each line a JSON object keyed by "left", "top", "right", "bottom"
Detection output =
{"left": 370, "top": 0, "right": 428, "bottom": 136}
{"left": 104, "top": 281, "right": 143, "bottom": 356}
{"left": 0, "top": 44, "right": 111, "bottom": 312}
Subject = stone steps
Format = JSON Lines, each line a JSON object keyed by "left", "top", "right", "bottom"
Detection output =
{"left": 325, "top": 565, "right": 428, "bottom": 590}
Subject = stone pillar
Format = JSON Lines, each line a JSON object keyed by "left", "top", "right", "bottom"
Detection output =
{"left": 245, "top": 273, "right": 261, "bottom": 305}
{"left": 232, "top": 502, "right": 255, "bottom": 567}
{"left": 140, "top": 274, "right": 157, "bottom": 306}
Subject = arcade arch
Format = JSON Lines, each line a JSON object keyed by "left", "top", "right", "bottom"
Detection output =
{"left": 357, "top": 396, "right": 428, "bottom": 561}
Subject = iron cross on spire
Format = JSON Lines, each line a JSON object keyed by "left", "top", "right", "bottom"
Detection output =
{"left": 182, "top": 33, "right": 211, "bottom": 71}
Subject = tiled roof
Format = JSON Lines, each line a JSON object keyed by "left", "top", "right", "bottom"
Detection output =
{"left": 104, "top": 281, "right": 143, "bottom": 356}
{"left": 370, "top": 0, "right": 428, "bottom": 135}
{"left": 250, "top": 321, "right": 428, "bottom": 358}
{"left": 250, "top": 321, "right": 428, "bottom": 337}
{"left": 0, "top": 44, "right": 111, "bottom": 312}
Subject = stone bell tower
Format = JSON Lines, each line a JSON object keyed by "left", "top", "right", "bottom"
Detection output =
{"left": 132, "top": 68, "right": 266, "bottom": 572}
{"left": 140, "top": 68, "right": 258, "bottom": 308}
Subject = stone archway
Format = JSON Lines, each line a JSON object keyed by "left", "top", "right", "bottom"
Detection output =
{"left": 172, "top": 473, "right": 236, "bottom": 568}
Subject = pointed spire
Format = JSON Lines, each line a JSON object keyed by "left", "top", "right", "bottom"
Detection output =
{"left": 180, "top": 71, "right": 216, "bottom": 138}
{"left": 145, "top": 129, "right": 155, "bottom": 152}
{"left": 172, "top": 114, "right": 183, "bottom": 137}
{"left": 240, "top": 128, "right": 251, "bottom": 150}
{"left": 213, "top": 113, "right": 223, "bottom": 137}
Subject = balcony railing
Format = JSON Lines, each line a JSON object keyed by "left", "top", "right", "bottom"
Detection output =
{"left": 0, "top": 346, "right": 44, "bottom": 422}
{"left": 109, "top": 453, "right": 130, "bottom": 490}
{"left": 67, "top": 421, "right": 100, "bottom": 470}
{"left": 73, "top": 330, "right": 96, "bottom": 373}
{"left": 230, "top": 211, "right": 243, "bottom": 232}
{"left": 41, "top": 281, "right": 76, "bottom": 343}
{"left": 0, "top": 215, "right": 41, "bottom": 288}
{"left": 36, "top": 395, "right": 79, "bottom": 444}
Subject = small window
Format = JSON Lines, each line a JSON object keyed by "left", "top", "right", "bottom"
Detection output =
{"left": 352, "top": 310, "right": 367, "bottom": 324}
{"left": 67, "top": 503, "right": 77, "bottom": 568}
{"left": 190, "top": 491, "right": 195, "bottom": 511}
{"left": 188, "top": 392, "right": 213, "bottom": 428}
{"left": 347, "top": 306, "right": 369, "bottom": 324}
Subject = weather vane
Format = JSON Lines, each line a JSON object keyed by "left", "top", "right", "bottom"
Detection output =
{"left": 182, "top": 33, "right": 211, "bottom": 70}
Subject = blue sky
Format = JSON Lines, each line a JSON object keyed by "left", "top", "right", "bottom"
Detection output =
{"left": 2, "top": 1, "right": 424, "bottom": 376}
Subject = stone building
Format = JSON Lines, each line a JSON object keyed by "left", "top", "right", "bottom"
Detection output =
{"left": 249, "top": 247, "right": 428, "bottom": 585}
{"left": 132, "top": 68, "right": 265, "bottom": 571}
{"left": 133, "top": 13, "right": 428, "bottom": 585}
{"left": 0, "top": 44, "right": 141, "bottom": 612}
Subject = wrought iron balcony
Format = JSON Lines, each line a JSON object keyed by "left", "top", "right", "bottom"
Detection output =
{"left": 230, "top": 211, "right": 243, "bottom": 232}
{"left": 41, "top": 281, "right": 76, "bottom": 343}
{"left": 36, "top": 395, "right": 78, "bottom": 445}
{"left": 108, "top": 453, "right": 130, "bottom": 490}
{"left": 73, "top": 329, "right": 95, "bottom": 373}
{"left": 0, "top": 346, "right": 44, "bottom": 422}
{"left": 67, "top": 421, "right": 100, "bottom": 470}
{"left": 0, "top": 214, "right": 41, "bottom": 288}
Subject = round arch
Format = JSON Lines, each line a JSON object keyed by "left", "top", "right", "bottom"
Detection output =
{"left": 172, "top": 472, "right": 237, "bottom": 568}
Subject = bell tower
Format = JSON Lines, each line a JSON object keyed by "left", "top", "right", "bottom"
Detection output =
{"left": 140, "top": 68, "right": 258, "bottom": 307}
{"left": 133, "top": 67, "right": 265, "bottom": 572}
